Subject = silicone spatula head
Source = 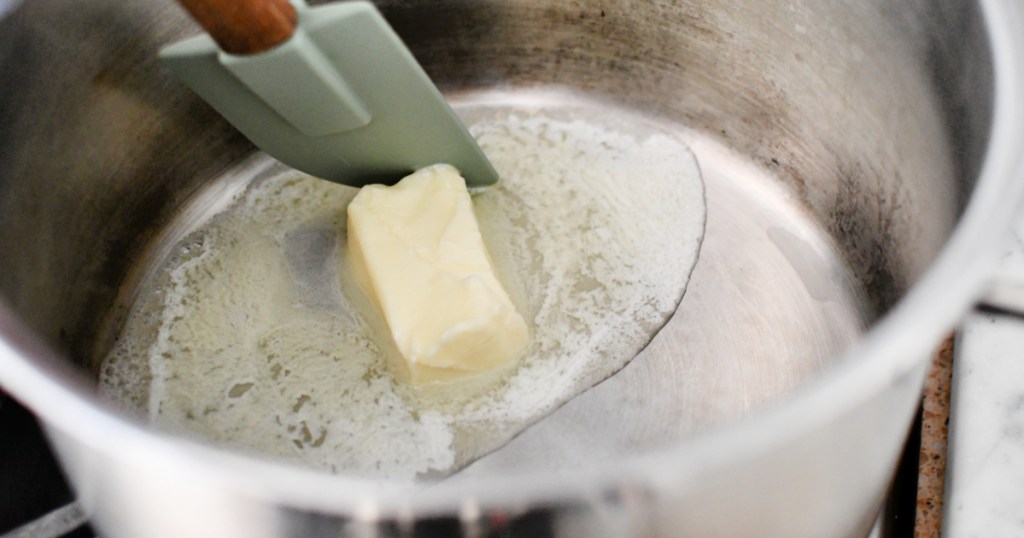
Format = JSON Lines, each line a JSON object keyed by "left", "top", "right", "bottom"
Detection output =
{"left": 161, "top": 0, "right": 499, "bottom": 188}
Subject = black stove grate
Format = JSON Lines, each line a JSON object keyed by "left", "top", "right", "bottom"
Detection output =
{"left": 0, "top": 393, "right": 93, "bottom": 538}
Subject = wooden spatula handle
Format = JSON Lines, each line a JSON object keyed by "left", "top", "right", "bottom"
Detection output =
{"left": 175, "top": 0, "right": 298, "bottom": 55}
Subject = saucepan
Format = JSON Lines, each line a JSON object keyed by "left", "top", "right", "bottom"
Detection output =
{"left": 1, "top": 0, "right": 1023, "bottom": 536}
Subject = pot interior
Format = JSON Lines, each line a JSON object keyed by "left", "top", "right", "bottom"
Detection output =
{"left": 0, "top": 0, "right": 993, "bottom": 474}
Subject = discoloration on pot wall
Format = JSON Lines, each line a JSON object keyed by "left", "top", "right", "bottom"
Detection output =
{"left": 380, "top": 0, "right": 967, "bottom": 315}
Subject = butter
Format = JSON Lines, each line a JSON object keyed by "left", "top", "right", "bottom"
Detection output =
{"left": 346, "top": 164, "right": 528, "bottom": 384}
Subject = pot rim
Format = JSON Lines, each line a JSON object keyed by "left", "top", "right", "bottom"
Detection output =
{"left": 2, "top": 0, "right": 1023, "bottom": 517}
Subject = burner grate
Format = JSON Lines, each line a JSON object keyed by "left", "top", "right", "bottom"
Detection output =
{"left": 0, "top": 394, "right": 92, "bottom": 538}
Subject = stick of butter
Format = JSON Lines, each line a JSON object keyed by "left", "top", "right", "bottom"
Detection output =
{"left": 346, "top": 164, "right": 528, "bottom": 384}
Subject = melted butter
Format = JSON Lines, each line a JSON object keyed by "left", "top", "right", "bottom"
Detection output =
{"left": 98, "top": 105, "right": 706, "bottom": 481}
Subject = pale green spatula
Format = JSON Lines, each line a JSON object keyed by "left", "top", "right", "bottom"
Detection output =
{"left": 161, "top": 0, "right": 499, "bottom": 187}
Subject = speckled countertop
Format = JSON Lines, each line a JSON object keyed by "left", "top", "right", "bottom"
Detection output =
{"left": 916, "top": 338, "right": 953, "bottom": 537}
{"left": 943, "top": 221, "right": 1024, "bottom": 537}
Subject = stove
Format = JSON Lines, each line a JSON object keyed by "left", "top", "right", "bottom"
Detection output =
{"left": 0, "top": 393, "right": 92, "bottom": 538}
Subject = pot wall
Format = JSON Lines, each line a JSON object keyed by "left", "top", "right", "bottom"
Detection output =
{"left": 0, "top": 0, "right": 1012, "bottom": 537}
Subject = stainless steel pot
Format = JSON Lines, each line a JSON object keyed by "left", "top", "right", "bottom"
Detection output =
{"left": 1, "top": 0, "right": 1023, "bottom": 537}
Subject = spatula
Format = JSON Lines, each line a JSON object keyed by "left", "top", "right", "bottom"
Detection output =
{"left": 161, "top": 0, "right": 499, "bottom": 187}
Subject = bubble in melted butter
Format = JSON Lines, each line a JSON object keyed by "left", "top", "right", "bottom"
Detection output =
{"left": 98, "top": 106, "right": 706, "bottom": 481}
